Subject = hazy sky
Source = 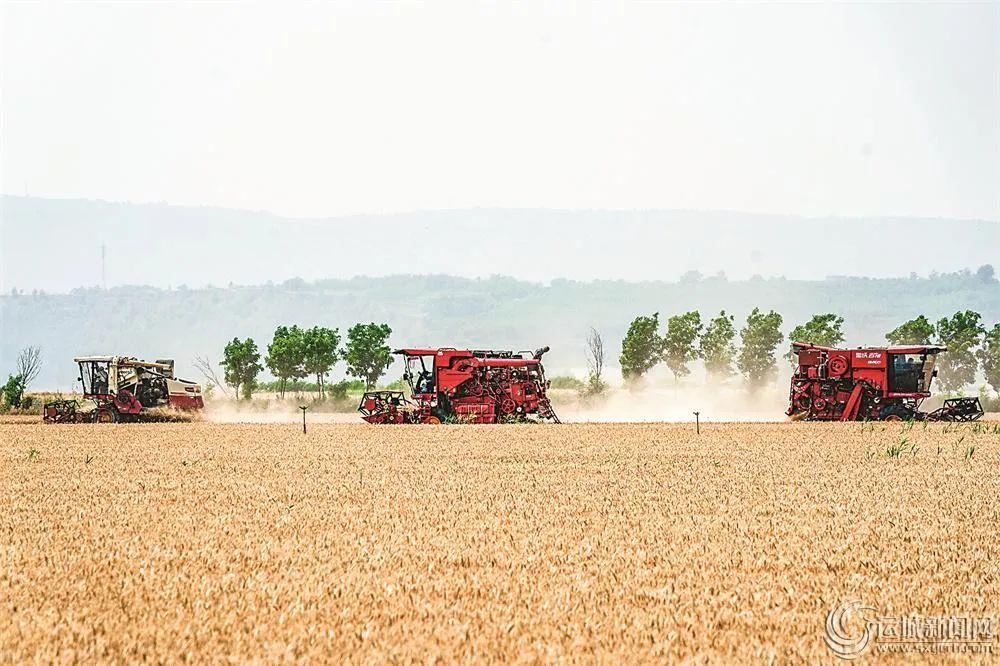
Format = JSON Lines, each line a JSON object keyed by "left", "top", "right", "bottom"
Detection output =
{"left": 2, "top": 2, "right": 997, "bottom": 220}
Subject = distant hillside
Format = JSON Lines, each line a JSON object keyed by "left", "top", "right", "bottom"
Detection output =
{"left": 2, "top": 196, "right": 999, "bottom": 292}
{"left": 2, "top": 272, "right": 997, "bottom": 390}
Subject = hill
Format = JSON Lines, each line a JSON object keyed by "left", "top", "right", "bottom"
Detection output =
{"left": 2, "top": 272, "right": 998, "bottom": 390}
{"left": 3, "top": 196, "right": 999, "bottom": 292}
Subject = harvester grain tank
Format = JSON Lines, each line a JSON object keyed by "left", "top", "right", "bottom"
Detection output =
{"left": 43, "top": 356, "right": 204, "bottom": 423}
{"left": 787, "top": 342, "right": 983, "bottom": 422}
{"left": 359, "top": 346, "right": 560, "bottom": 424}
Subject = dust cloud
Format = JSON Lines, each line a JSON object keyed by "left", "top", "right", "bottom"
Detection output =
{"left": 202, "top": 383, "right": 790, "bottom": 424}
{"left": 554, "top": 382, "right": 789, "bottom": 423}
{"left": 203, "top": 401, "right": 357, "bottom": 424}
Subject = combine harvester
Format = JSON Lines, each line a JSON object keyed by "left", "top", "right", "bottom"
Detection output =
{"left": 359, "top": 346, "right": 560, "bottom": 424}
{"left": 787, "top": 342, "right": 983, "bottom": 422}
{"left": 44, "top": 356, "right": 204, "bottom": 423}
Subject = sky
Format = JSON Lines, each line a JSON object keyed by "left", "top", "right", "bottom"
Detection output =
{"left": 1, "top": 2, "right": 998, "bottom": 221}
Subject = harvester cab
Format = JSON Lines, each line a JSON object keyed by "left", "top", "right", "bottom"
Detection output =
{"left": 787, "top": 342, "right": 983, "bottom": 422}
{"left": 403, "top": 353, "right": 437, "bottom": 395}
{"left": 359, "top": 346, "right": 560, "bottom": 424}
{"left": 44, "top": 356, "right": 204, "bottom": 423}
{"left": 886, "top": 351, "right": 936, "bottom": 394}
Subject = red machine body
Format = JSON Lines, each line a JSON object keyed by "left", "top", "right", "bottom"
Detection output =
{"left": 787, "top": 342, "right": 982, "bottom": 422}
{"left": 359, "top": 347, "right": 560, "bottom": 424}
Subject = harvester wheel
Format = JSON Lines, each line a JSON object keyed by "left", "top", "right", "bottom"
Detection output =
{"left": 879, "top": 405, "right": 912, "bottom": 422}
{"left": 96, "top": 409, "right": 116, "bottom": 424}
{"left": 425, "top": 416, "right": 442, "bottom": 425}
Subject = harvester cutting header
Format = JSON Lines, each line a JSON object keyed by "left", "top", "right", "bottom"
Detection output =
{"left": 44, "top": 356, "right": 204, "bottom": 423}
{"left": 359, "top": 346, "right": 560, "bottom": 424}
{"left": 787, "top": 342, "right": 983, "bottom": 422}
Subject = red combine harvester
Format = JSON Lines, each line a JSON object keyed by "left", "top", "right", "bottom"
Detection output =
{"left": 359, "top": 347, "right": 560, "bottom": 424}
{"left": 43, "top": 356, "right": 204, "bottom": 423}
{"left": 787, "top": 342, "right": 983, "bottom": 422}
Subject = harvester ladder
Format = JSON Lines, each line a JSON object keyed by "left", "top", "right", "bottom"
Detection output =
{"left": 540, "top": 399, "right": 561, "bottom": 424}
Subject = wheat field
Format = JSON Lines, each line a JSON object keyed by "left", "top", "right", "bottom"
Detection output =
{"left": 2, "top": 420, "right": 998, "bottom": 662}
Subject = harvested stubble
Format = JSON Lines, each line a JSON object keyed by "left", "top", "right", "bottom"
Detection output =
{"left": 1, "top": 421, "right": 998, "bottom": 662}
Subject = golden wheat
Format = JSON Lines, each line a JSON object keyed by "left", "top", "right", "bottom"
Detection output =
{"left": 1, "top": 421, "right": 997, "bottom": 661}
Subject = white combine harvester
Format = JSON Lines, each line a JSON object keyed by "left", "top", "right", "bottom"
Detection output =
{"left": 44, "top": 356, "right": 204, "bottom": 423}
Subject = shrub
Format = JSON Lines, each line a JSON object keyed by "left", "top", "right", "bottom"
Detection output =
{"left": 549, "top": 375, "right": 586, "bottom": 390}
{"left": 326, "top": 380, "right": 353, "bottom": 401}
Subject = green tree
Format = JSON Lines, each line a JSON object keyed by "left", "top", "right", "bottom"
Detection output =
{"left": 701, "top": 310, "right": 737, "bottom": 380}
{"left": 662, "top": 311, "right": 702, "bottom": 381}
{"left": 344, "top": 322, "right": 393, "bottom": 390}
{"left": 787, "top": 313, "right": 845, "bottom": 362}
{"left": 737, "top": 308, "right": 784, "bottom": 389}
{"left": 265, "top": 325, "right": 306, "bottom": 398}
{"left": 221, "top": 337, "right": 263, "bottom": 400}
{"left": 1, "top": 375, "right": 26, "bottom": 410}
{"left": 980, "top": 323, "right": 1000, "bottom": 398}
{"left": 619, "top": 313, "right": 662, "bottom": 382}
{"left": 885, "top": 315, "right": 935, "bottom": 345}
{"left": 935, "top": 310, "right": 985, "bottom": 391}
{"left": 303, "top": 326, "right": 342, "bottom": 399}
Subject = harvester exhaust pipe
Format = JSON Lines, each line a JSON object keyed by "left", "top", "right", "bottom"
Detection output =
{"left": 533, "top": 346, "right": 550, "bottom": 360}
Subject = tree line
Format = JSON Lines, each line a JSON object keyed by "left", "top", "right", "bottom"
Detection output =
{"left": 213, "top": 308, "right": 1000, "bottom": 402}
{"left": 618, "top": 309, "right": 1000, "bottom": 394}
{"left": 218, "top": 323, "right": 393, "bottom": 400}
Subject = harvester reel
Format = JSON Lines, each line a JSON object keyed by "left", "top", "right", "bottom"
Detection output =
{"left": 926, "top": 397, "right": 984, "bottom": 422}
{"left": 358, "top": 390, "right": 411, "bottom": 424}
{"left": 42, "top": 399, "right": 81, "bottom": 424}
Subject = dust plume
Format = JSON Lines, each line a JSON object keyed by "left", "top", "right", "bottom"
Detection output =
{"left": 554, "top": 382, "right": 788, "bottom": 423}
{"left": 141, "top": 406, "right": 200, "bottom": 422}
{"left": 202, "top": 384, "right": 789, "bottom": 424}
{"left": 203, "top": 398, "right": 357, "bottom": 424}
